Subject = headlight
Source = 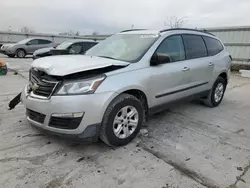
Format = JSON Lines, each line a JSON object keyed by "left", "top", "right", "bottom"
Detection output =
{"left": 56, "top": 76, "right": 106, "bottom": 95}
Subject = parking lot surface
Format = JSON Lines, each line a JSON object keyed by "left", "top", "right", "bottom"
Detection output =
{"left": 1, "top": 54, "right": 250, "bottom": 188}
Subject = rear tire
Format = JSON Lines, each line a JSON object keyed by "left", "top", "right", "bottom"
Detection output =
{"left": 100, "top": 94, "right": 144, "bottom": 146}
{"left": 16, "top": 49, "right": 26, "bottom": 58}
{"left": 204, "top": 76, "right": 226, "bottom": 107}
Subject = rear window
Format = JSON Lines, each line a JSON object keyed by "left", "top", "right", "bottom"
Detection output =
{"left": 182, "top": 35, "right": 207, "bottom": 59}
{"left": 203, "top": 36, "right": 224, "bottom": 56}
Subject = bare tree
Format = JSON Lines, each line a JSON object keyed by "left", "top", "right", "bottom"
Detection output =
{"left": 20, "top": 26, "right": 35, "bottom": 33}
{"left": 75, "top": 31, "right": 80, "bottom": 36}
{"left": 59, "top": 30, "right": 80, "bottom": 36}
{"left": 164, "top": 16, "right": 187, "bottom": 28}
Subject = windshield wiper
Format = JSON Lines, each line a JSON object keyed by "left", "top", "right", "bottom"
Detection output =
{"left": 97, "top": 55, "right": 116, "bottom": 60}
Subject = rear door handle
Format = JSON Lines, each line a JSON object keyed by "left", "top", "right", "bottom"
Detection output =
{"left": 182, "top": 67, "right": 190, "bottom": 72}
{"left": 209, "top": 62, "right": 214, "bottom": 66}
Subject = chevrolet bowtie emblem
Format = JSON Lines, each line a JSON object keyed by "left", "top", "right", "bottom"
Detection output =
{"left": 33, "top": 83, "right": 39, "bottom": 90}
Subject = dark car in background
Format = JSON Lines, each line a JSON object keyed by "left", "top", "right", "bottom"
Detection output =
{"left": 33, "top": 39, "right": 98, "bottom": 60}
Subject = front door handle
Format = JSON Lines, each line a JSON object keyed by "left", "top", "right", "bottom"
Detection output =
{"left": 182, "top": 67, "right": 190, "bottom": 72}
{"left": 209, "top": 62, "right": 214, "bottom": 66}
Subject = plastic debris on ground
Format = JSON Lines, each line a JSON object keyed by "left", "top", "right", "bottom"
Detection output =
{"left": 0, "top": 60, "right": 7, "bottom": 76}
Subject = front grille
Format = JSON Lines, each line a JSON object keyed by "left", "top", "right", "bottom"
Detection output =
{"left": 26, "top": 109, "right": 46, "bottom": 124}
{"left": 49, "top": 117, "right": 83, "bottom": 130}
{"left": 29, "top": 68, "right": 58, "bottom": 98}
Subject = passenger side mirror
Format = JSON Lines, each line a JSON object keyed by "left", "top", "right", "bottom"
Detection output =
{"left": 150, "top": 53, "right": 171, "bottom": 66}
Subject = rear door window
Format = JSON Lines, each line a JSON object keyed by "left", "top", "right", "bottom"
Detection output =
{"left": 182, "top": 35, "right": 208, "bottom": 59}
{"left": 203, "top": 36, "right": 224, "bottom": 56}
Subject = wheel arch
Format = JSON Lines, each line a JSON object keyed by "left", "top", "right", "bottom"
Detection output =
{"left": 121, "top": 89, "right": 149, "bottom": 117}
{"left": 218, "top": 72, "right": 228, "bottom": 84}
{"left": 101, "top": 87, "right": 149, "bottom": 123}
{"left": 16, "top": 48, "right": 27, "bottom": 55}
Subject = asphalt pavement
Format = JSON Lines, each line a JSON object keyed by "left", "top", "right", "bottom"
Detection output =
{"left": 1, "top": 54, "right": 250, "bottom": 188}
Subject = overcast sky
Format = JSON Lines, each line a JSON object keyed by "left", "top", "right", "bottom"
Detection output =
{"left": 1, "top": 0, "right": 250, "bottom": 34}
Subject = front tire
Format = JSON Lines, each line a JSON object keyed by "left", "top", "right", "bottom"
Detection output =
{"left": 204, "top": 76, "right": 226, "bottom": 107}
{"left": 16, "top": 49, "right": 26, "bottom": 58}
{"left": 100, "top": 94, "right": 144, "bottom": 146}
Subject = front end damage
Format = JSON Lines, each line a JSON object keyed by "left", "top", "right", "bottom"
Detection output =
{"left": 9, "top": 63, "right": 127, "bottom": 110}
{"left": 8, "top": 62, "right": 127, "bottom": 141}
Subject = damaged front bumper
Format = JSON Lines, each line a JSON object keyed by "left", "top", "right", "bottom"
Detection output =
{"left": 20, "top": 85, "right": 117, "bottom": 141}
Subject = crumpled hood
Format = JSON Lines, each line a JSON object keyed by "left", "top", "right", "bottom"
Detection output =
{"left": 32, "top": 55, "right": 129, "bottom": 76}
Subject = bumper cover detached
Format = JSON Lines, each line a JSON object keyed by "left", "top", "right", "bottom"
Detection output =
{"left": 33, "top": 123, "right": 101, "bottom": 142}
{"left": 21, "top": 85, "right": 117, "bottom": 142}
{"left": 26, "top": 107, "right": 101, "bottom": 142}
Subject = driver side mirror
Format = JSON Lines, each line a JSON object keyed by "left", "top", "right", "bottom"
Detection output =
{"left": 150, "top": 53, "right": 171, "bottom": 66}
{"left": 26, "top": 42, "right": 31, "bottom": 45}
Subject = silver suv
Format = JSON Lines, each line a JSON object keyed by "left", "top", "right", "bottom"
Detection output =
{"left": 21, "top": 28, "right": 231, "bottom": 146}
{"left": 1, "top": 38, "right": 54, "bottom": 58}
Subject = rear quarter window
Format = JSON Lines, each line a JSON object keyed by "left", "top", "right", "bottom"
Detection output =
{"left": 203, "top": 36, "right": 224, "bottom": 56}
{"left": 182, "top": 35, "right": 208, "bottom": 59}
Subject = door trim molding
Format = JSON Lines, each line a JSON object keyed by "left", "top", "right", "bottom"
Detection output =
{"left": 149, "top": 90, "right": 210, "bottom": 115}
{"left": 155, "top": 82, "right": 209, "bottom": 98}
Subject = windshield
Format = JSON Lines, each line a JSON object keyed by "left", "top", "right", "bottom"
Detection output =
{"left": 56, "top": 41, "right": 74, "bottom": 49}
{"left": 17, "top": 38, "right": 32, "bottom": 44}
{"left": 85, "top": 34, "right": 159, "bottom": 62}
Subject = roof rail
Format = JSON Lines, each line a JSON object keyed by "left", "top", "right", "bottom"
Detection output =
{"left": 159, "top": 28, "right": 215, "bottom": 36}
{"left": 120, "top": 29, "right": 147, "bottom": 33}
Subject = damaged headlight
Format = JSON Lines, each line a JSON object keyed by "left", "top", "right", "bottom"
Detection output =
{"left": 56, "top": 75, "right": 106, "bottom": 95}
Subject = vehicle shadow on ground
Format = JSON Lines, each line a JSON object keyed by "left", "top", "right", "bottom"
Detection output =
{"left": 1, "top": 55, "right": 32, "bottom": 59}
{"left": 29, "top": 123, "right": 112, "bottom": 151}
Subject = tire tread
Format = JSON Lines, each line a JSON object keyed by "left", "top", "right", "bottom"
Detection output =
{"left": 204, "top": 76, "right": 226, "bottom": 107}
{"left": 99, "top": 94, "right": 143, "bottom": 146}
